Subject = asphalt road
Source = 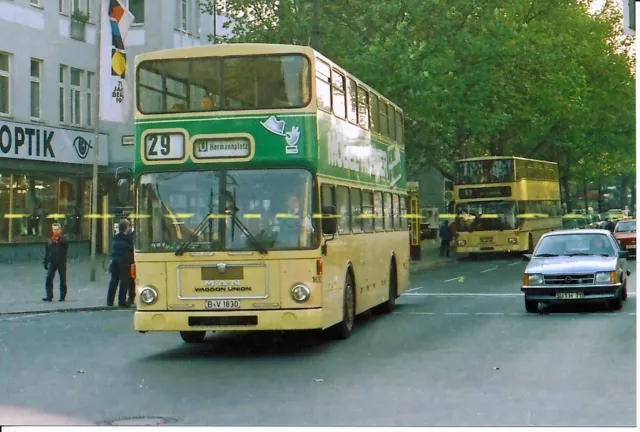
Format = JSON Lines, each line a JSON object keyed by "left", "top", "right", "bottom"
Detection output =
{"left": 0, "top": 254, "right": 636, "bottom": 426}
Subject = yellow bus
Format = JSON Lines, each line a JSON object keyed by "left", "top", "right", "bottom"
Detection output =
{"left": 452, "top": 156, "right": 562, "bottom": 256}
{"left": 125, "top": 43, "right": 410, "bottom": 344}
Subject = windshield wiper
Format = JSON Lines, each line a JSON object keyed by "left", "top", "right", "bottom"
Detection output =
{"left": 175, "top": 213, "right": 212, "bottom": 256}
{"left": 225, "top": 209, "right": 268, "bottom": 255}
{"left": 534, "top": 253, "right": 559, "bottom": 257}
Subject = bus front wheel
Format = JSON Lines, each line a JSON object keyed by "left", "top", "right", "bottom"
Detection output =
{"left": 180, "top": 331, "right": 206, "bottom": 343}
{"left": 380, "top": 261, "right": 398, "bottom": 314}
{"left": 332, "top": 274, "right": 356, "bottom": 340}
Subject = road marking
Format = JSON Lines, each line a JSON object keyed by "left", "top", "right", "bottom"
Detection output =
{"left": 406, "top": 286, "right": 424, "bottom": 292}
{"left": 395, "top": 311, "right": 635, "bottom": 317}
{"left": 508, "top": 262, "right": 522, "bottom": 266}
{"left": 481, "top": 267, "right": 498, "bottom": 273}
{"left": 475, "top": 312, "right": 504, "bottom": 315}
{"left": 0, "top": 312, "right": 55, "bottom": 322}
{"left": 444, "top": 276, "right": 464, "bottom": 283}
{"left": 445, "top": 312, "right": 468, "bottom": 315}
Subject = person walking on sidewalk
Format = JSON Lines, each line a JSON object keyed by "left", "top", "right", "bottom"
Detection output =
{"left": 439, "top": 221, "right": 453, "bottom": 257}
{"left": 107, "top": 219, "right": 134, "bottom": 307}
{"left": 42, "top": 223, "right": 69, "bottom": 302}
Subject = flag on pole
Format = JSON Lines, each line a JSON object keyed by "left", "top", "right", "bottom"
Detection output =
{"left": 99, "top": 0, "right": 135, "bottom": 123}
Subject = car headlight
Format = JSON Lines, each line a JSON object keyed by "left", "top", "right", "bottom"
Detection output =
{"left": 523, "top": 274, "right": 543, "bottom": 285}
{"left": 595, "top": 271, "right": 617, "bottom": 284}
{"left": 457, "top": 240, "right": 466, "bottom": 246}
{"left": 291, "top": 284, "right": 311, "bottom": 303}
{"left": 508, "top": 238, "right": 518, "bottom": 244}
{"left": 139, "top": 286, "right": 158, "bottom": 305}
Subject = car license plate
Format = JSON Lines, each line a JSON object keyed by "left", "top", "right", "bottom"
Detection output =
{"left": 556, "top": 292, "right": 584, "bottom": 300}
{"left": 204, "top": 300, "right": 241, "bottom": 309}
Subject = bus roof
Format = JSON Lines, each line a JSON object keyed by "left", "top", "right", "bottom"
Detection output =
{"left": 456, "top": 156, "right": 558, "bottom": 165}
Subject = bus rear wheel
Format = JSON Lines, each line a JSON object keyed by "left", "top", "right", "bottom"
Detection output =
{"left": 380, "top": 262, "right": 398, "bottom": 314}
{"left": 180, "top": 331, "right": 206, "bottom": 343}
{"left": 331, "top": 274, "right": 356, "bottom": 340}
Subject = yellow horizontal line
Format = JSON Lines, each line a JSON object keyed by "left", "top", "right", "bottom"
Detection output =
{"left": 128, "top": 213, "right": 151, "bottom": 218}
{"left": 276, "top": 213, "right": 300, "bottom": 219}
{"left": 46, "top": 214, "right": 67, "bottom": 219}
{"left": 84, "top": 214, "right": 114, "bottom": 219}
{"left": 165, "top": 213, "right": 195, "bottom": 219}
{"left": 243, "top": 214, "right": 262, "bottom": 219}
{"left": 208, "top": 214, "right": 230, "bottom": 219}
{"left": 4, "top": 214, "right": 29, "bottom": 219}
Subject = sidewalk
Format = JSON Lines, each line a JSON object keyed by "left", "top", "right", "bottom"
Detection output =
{"left": 0, "top": 241, "right": 454, "bottom": 315}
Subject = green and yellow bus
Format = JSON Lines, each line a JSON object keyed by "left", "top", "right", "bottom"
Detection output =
{"left": 451, "top": 156, "right": 562, "bottom": 256}
{"left": 126, "top": 43, "right": 410, "bottom": 344}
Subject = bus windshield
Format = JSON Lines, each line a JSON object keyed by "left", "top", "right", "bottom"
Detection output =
{"left": 137, "top": 54, "right": 311, "bottom": 114}
{"left": 136, "top": 168, "right": 318, "bottom": 252}
{"left": 455, "top": 200, "right": 518, "bottom": 232}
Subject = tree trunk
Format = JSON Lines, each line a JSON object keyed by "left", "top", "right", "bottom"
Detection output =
{"left": 561, "top": 174, "right": 572, "bottom": 213}
{"left": 583, "top": 177, "right": 589, "bottom": 212}
{"left": 620, "top": 174, "right": 629, "bottom": 210}
{"left": 597, "top": 177, "right": 603, "bottom": 213}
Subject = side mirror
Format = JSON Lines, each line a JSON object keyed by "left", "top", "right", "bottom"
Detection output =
{"left": 618, "top": 250, "right": 630, "bottom": 259}
{"left": 116, "top": 178, "right": 130, "bottom": 205}
{"left": 321, "top": 205, "right": 338, "bottom": 236}
{"left": 626, "top": 269, "right": 631, "bottom": 276}
{"left": 522, "top": 254, "right": 532, "bottom": 262}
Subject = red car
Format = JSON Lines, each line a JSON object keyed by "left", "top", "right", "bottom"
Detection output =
{"left": 614, "top": 219, "right": 636, "bottom": 257}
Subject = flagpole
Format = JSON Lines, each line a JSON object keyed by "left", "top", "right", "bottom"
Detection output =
{"left": 90, "top": 0, "right": 103, "bottom": 282}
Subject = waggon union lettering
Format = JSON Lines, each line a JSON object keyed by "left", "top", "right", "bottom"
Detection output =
{"left": 194, "top": 286, "right": 252, "bottom": 292}
{"left": 0, "top": 124, "right": 55, "bottom": 158}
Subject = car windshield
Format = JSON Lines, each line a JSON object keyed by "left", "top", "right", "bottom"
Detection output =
{"left": 615, "top": 221, "right": 636, "bottom": 233}
{"left": 135, "top": 168, "right": 318, "bottom": 252}
{"left": 454, "top": 201, "right": 517, "bottom": 232}
{"left": 534, "top": 233, "right": 616, "bottom": 257}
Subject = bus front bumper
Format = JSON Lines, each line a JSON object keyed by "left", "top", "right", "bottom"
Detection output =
{"left": 134, "top": 308, "right": 324, "bottom": 332}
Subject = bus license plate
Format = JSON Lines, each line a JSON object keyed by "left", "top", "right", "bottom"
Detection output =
{"left": 556, "top": 292, "right": 584, "bottom": 300}
{"left": 204, "top": 300, "right": 241, "bottom": 310}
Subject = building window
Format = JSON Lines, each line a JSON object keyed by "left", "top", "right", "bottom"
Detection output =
{"left": 30, "top": 58, "right": 43, "bottom": 119}
{"left": 128, "top": 0, "right": 145, "bottom": 24}
{"left": 70, "top": 68, "right": 82, "bottom": 125}
{"left": 194, "top": 0, "right": 201, "bottom": 37}
{"left": 0, "top": 53, "right": 9, "bottom": 116}
{"left": 86, "top": 71, "right": 94, "bottom": 126}
{"left": 175, "top": 0, "right": 189, "bottom": 31}
{"left": 59, "top": 65, "right": 67, "bottom": 123}
{"left": 73, "top": 0, "right": 90, "bottom": 16}
{"left": 59, "top": 0, "right": 69, "bottom": 14}
{"left": 31, "top": 0, "right": 42, "bottom": 7}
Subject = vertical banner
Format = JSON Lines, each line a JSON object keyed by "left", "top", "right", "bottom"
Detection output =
{"left": 99, "top": 0, "right": 135, "bottom": 123}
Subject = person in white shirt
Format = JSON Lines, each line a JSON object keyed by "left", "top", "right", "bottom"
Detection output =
{"left": 272, "top": 194, "right": 314, "bottom": 247}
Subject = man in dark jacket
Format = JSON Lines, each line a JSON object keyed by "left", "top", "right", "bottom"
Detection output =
{"left": 43, "top": 223, "right": 69, "bottom": 302}
{"left": 439, "top": 221, "right": 453, "bottom": 257}
{"left": 107, "top": 219, "right": 134, "bottom": 307}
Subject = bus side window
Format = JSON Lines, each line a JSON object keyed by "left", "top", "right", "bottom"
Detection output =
{"left": 392, "top": 194, "right": 400, "bottom": 229}
{"left": 351, "top": 188, "right": 363, "bottom": 233}
{"left": 315, "top": 59, "right": 331, "bottom": 112}
{"left": 346, "top": 77, "right": 358, "bottom": 125}
{"left": 383, "top": 192, "right": 393, "bottom": 229}
{"left": 336, "top": 186, "right": 351, "bottom": 234}
{"left": 362, "top": 190, "right": 374, "bottom": 233}
{"left": 321, "top": 184, "right": 335, "bottom": 207}
{"left": 374, "top": 192, "right": 384, "bottom": 231}
{"left": 370, "top": 94, "right": 379, "bottom": 133}
{"left": 332, "top": 69, "right": 346, "bottom": 119}
{"left": 379, "top": 100, "right": 389, "bottom": 138}
{"left": 400, "top": 196, "right": 408, "bottom": 229}
{"left": 357, "top": 86, "right": 370, "bottom": 130}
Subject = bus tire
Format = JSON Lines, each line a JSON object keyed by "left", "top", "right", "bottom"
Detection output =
{"left": 380, "top": 261, "right": 398, "bottom": 314}
{"left": 180, "top": 331, "right": 206, "bottom": 344}
{"left": 332, "top": 274, "right": 356, "bottom": 340}
{"left": 527, "top": 234, "right": 534, "bottom": 254}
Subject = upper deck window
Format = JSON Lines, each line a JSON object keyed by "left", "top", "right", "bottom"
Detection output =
{"left": 137, "top": 54, "right": 312, "bottom": 114}
{"left": 455, "top": 159, "right": 515, "bottom": 185}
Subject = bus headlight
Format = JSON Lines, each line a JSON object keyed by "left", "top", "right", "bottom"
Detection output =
{"left": 291, "top": 284, "right": 311, "bottom": 303}
{"left": 457, "top": 240, "right": 466, "bottom": 246}
{"left": 140, "top": 286, "right": 158, "bottom": 305}
{"left": 508, "top": 238, "right": 518, "bottom": 244}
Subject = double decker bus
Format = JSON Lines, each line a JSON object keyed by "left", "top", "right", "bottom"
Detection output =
{"left": 452, "top": 156, "right": 562, "bottom": 256}
{"left": 127, "top": 44, "right": 410, "bottom": 344}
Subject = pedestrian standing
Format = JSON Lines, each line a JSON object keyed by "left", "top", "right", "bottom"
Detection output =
{"left": 42, "top": 223, "right": 69, "bottom": 302}
{"left": 439, "top": 221, "right": 453, "bottom": 257}
{"left": 107, "top": 219, "right": 134, "bottom": 307}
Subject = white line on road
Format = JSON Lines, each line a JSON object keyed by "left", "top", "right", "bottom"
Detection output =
{"left": 480, "top": 267, "right": 498, "bottom": 273}
{"left": 0, "top": 312, "right": 55, "bottom": 322}
{"left": 508, "top": 262, "right": 522, "bottom": 266}
{"left": 445, "top": 312, "right": 469, "bottom": 315}
{"left": 395, "top": 311, "right": 636, "bottom": 316}
{"left": 475, "top": 312, "right": 504, "bottom": 315}
{"left": 444, "top": 277, "right": 463, "bottom": 283}
{"left": 406, "top": 286, "right": 424, "bottom": 292}
{"left": 403, "top": 292, "right": 522, "bottom": 297}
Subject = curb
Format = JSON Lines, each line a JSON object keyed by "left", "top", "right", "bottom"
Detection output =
{"left": 0, "top": 306, "right": 132, "bottom": 317}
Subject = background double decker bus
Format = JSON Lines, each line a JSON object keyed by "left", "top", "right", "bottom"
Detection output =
{"left": 452, "top": 156, "right": 562, "bottom": 256}
{"left": 127, "top": 43, "right": 410, "bottom": 344}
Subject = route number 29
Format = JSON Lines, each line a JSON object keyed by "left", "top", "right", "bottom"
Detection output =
{"left": 143, "top": 133, "right": 185, "bottom": 161}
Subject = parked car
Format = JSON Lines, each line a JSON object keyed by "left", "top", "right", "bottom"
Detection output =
{"left": 521, "top": 229, "right": 631, "bottom": 313}
{"left": 613, "top": 219, "right": 636, "bottom": 257}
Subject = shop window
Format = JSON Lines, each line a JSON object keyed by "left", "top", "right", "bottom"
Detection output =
{"left": 0, "top": 175, "right": 10, "bottom": 242}
{"left": 11, "top": 176, "right": 59, "bottom": 241}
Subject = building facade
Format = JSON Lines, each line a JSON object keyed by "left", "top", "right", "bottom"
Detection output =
{"left": 0, "top": 0, "right": 228, "bottom": 260}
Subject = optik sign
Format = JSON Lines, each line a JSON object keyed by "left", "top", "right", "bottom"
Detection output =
{"left": 0, "top": 120, "right": 108, "bottom": 166}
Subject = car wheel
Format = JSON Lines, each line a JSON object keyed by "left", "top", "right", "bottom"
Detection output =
{"left": 610, "top": 290, "right": 623, "bottom": 311}
{"left": 525, "top": 297, "right": 538, "bottom": 313}
{"left": 180, "top": 331, "right": 206, "bottom": 343}
{"left": 622, "top": 279, "right": 628, "bottom": 301}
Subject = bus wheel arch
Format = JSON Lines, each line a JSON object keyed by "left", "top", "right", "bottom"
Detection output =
{"left": 380, "top": 255, "right": 398, "bottom": 314}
